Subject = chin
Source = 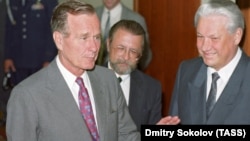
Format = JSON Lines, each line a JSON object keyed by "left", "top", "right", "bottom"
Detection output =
{"left": 86, "top": 66, "right": 95, "bottom": 71}
{"left": 85, "top": 63, "right": 95, "bottom": 69}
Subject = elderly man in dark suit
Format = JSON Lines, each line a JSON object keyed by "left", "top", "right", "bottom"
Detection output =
{"left": 4, "top": 0, "right": 58, "bottom": 85}
{"left": 169, "top": 0, "right": 250, "bottom": 124}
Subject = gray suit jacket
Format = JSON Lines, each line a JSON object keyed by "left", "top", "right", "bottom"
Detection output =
{"left": 129, "top": 69, "right": 162, "bottom": 131}
{"left": 6, "top": 59, "right": 140, "bottom": 141}
{"left": 169, "top": 51, "right": 250, "bottom": 124}
{"left": 95, "top": 3, "right": 152, "bottom": 70}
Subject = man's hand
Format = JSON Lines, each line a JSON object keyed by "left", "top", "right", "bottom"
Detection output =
{"left": 4, "top": 59, "right": 16, "bottom": 73}
{"left": 157, "top": 116, "right": 180, "bottom": 125}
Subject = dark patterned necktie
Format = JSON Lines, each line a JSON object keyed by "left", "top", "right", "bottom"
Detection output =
{"left": 206, "top": 72, "right": 220, "bottom": 119}
{"left": 76, "top": 77, "right": 100, "bottom": 141}
{"left": 118, "top": 77, "right": 122, "bottom": 83}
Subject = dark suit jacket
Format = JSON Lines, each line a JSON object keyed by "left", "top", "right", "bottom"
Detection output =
{"left": 105, "top": 61, "right": 162, "bottom": 131}
{"left": 169, "top": 51, "right": 250, "bottom": 124}
{"left": 4, "top": 0, "right": 57, "bottom": 68}
{"left": 6, "top": 59, "right": 140, "bottom": 141}
{"left": 129, "top": 69, "right": 162, "bottom": 131}
{"left": 95, "top": 3, "right": 152, "bottom": 70}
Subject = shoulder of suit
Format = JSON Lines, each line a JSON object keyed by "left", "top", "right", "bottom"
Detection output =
{"left": 181, "top": 57, "right": 203, "bottom": 66}
{"left": 95, "top": 5, "right": 104, "bottom": 13}
{"left": 92, "top": 65, "right": 114, "bottom": 74}
{"left": 122, "top": 4, "right": 144, "bottom": 18}
{"left": 132, "top": 69, "right": 161, "bottom": 84}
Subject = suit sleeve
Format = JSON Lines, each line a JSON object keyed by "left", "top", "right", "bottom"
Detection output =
{"left": 6, "top": 86, "right": 39, "bottom": 141}
{"left": 148, "top": 81, "right": 162, "bottom": 124}
{"left": 168, "top": 62, "right": 182, "bottom": 116}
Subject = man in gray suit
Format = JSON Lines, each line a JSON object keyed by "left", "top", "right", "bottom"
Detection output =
{"left": 6, "top": 1, "right": 140, "bottom": 141}
{"left": 169, "top": 0, "right": 250, "bottom": 124}
{"left": 95, "top": 0, "right": 152, "bottom": 71}
{"left": 105, "top": 19, "right": 162, "bottom": 131}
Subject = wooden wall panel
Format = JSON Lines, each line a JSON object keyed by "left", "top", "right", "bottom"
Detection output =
{"left": 134, "top": 0, "right": 200, "bottom": 115}
{"left": 237, "top": 0, "right": 250, "bottom": 55}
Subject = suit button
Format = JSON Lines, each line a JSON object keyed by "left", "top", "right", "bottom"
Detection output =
{"left": 22, "top": 14, "right": 26, "bottom": 18}
{"left": 22, "top": 28, "right": 27, "bottom": 32}
{"left": 22, "top": 35, "right": 27, "bottom": 39}
{"left": 22, "top": 21, "right": 27, "bottom": 25}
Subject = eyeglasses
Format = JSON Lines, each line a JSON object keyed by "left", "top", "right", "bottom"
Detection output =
{"left": 112, "top": 45, "right": 141, "bottom": 59}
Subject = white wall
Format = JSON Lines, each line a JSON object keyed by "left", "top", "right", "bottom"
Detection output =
{"left": 58, "top": 0, "right": 134, "bottom": 10}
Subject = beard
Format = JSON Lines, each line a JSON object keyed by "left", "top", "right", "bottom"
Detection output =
{"left": 110, "top": 58, "right": 137, "bottom": 75}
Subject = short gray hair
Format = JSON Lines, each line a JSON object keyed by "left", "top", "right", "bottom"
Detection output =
{"left": 51, "top": 0, "right": 95, "bottom": 36}
{"left": 194, "top": 0, "right": 244, "bottom": 34}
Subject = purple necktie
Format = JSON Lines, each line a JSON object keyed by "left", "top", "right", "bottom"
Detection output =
{"left": 76, "top": 77, "right": 100, "bottom": 141}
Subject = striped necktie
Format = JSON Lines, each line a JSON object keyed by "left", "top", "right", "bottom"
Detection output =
{"left": 206, "top": 72, "right": 220, "bottom": 119}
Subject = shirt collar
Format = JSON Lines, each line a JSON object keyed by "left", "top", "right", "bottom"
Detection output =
{"left": 208, "top": 47, "right": 242, "bottom": 81}
{"left": 104, "top": 3, "right": 122, "bottom": 16}
{"left": 56, "top": 55, "right": 88, "bottom": 89}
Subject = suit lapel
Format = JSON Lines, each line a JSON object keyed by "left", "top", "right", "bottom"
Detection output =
{"left": 188, "top": 63, "right": 207, "bottom": 123}
{"left": 96, "top": 6, "right": 104, "bottom": 21}
{"left": 46, "top": 60, "right": 92, "bottom": 140}
{"left": 129, "top": 71, "right": 142, "bottom": 109}
{"left": 87, "top": 70, "right": 107, "bottom": 140}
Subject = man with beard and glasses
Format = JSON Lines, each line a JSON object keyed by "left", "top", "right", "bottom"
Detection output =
{"left": 96, "top": 0, "right": 152, "bottom": 71}
{"left": 105, "top": 19, "right": 180, "bottom": 131}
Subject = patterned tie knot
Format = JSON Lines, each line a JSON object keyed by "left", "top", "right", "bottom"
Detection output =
{"left": 212, "top": 72, "right": 220, "bottom": 82}
{"left": 76, "top": 77, "right": 85, "bottom": 89}
{"left": 118, "top": 77, "right": 122, "bottom": 83}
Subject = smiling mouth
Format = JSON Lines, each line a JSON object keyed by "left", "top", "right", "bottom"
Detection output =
{"left": 204, "top": 51, "right": 216, "bottom": 57}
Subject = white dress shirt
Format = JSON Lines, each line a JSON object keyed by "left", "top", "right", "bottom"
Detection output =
{"left": 101, "top": 3, "right": 122, "bottom": 34}
{"left": 108, "top": 62, "right": 131, "bottom": 105}
{"left": 56, "top": 56, "right": 98, "bottom": 127}
{"left": 206, "top": 48, "right": 242, "bottom": 102}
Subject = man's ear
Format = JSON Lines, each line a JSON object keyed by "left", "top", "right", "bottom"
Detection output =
{"left": 53, "top": 31, "right": 63, "bottom": 50}
{"left": 234, "top": 28, "right": 243, "bottom": 45}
